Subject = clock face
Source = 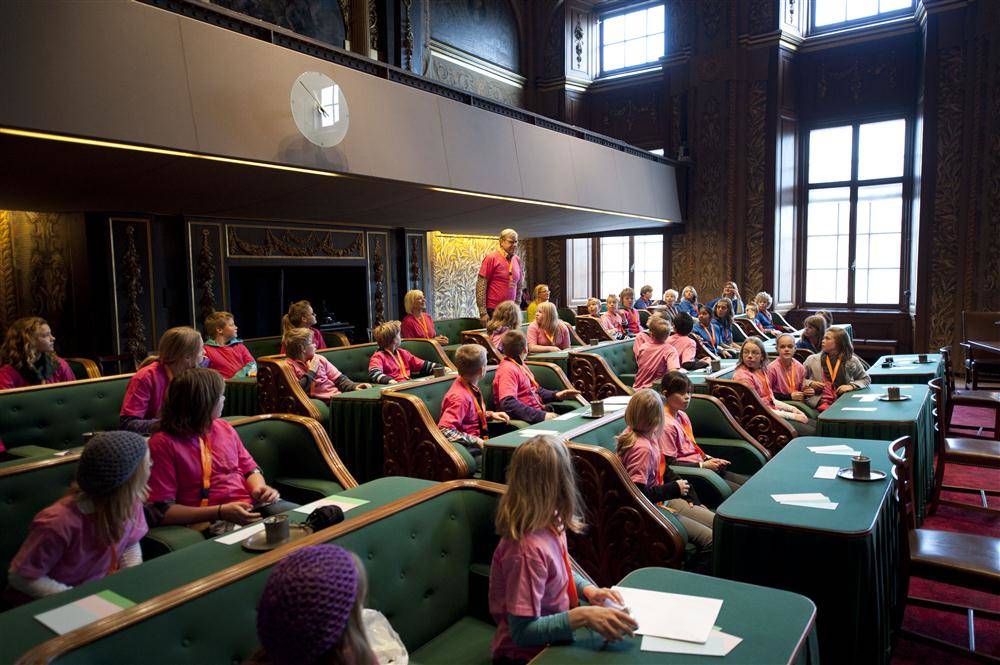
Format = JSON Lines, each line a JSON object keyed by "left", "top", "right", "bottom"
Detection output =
{"left": 290, "top": 71, "right": 350, "bottom": 148}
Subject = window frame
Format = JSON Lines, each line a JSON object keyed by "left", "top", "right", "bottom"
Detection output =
{"left": 809, "top": 0, "right": 914, "bottom": 36}
{"left": 598, "top": 1, "right": 665, "bottom": 78}
{"left": 565, "top": 230, "right": 671, "bottom": 304}
{"left": 797, "top": 113, "right": 915, "bottom": 311}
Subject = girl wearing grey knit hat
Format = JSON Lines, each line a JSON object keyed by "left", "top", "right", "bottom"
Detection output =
{"left": 6, "top": 431, "right": 150, "bottom": 604}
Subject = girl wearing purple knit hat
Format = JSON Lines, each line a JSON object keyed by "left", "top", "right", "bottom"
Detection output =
{"left": 6, "top": 431, "right": 150, "bottom": 604}
{"left": 254, "top": 544, "right": 376, "bottom": 665}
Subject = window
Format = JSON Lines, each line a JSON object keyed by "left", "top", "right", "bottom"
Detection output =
{"left": 803, "top": 118, "right": 908, "bottom": 307}
{"left": 566, "top": 234, "right": 665, "bottom": 303}
{"left": 811, "top": 0, "right": 913, "bottom": 32}
{"left": 600, "top": 4, "right": 664, "bottom": 75}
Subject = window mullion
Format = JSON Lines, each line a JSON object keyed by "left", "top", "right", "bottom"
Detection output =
{"left": 847, "top": 123, "right": 860, "bottom": 307}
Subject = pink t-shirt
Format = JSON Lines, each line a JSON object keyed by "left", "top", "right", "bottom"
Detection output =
{"left": 0, "top": 358, "right": 76, "bottom": 390}
{"left": 400, "top": 313, "right": 437, "bottom": 340}
{"left": 618, "top": 432, "right": 662, "bottom": 487}
{"left": 599, "top": 311, "right": 625, "bottom": 336}
{"left": 147, "top": 418, "right": 258, "bottom": 507}
{"left": 287, "top": 356, "right": 344, "bottom": 402}
{"left": 633, "top": 330, "right": 652, "bottom": 357}
{"left": 620, "top": 308, "right": 641, "bottom": 334}
{"left": 279, "top": 327, "right": 325, "bottom": 355}
{"left": 437, "top": 379, "right": 487, "bottom": 437}
{"left": 10, "top": 496, "right": 147, "bottom": 587}
{"left": 120, "top": 361, "right": 171, "bottom": 420}
{"left": 667, "top": 334, "right": 697, "bottom": 364}
{"left": 659, "top": 409, "right": 702, "bottom": 464}
{"left": 203, "top": 342, "right": 255, "bottom": 380}
{"left": 766, "top": 359, "right": 806, "bottom": 396}
{"left": 733, "top": 366, "right": 777, "bottom": 408}
{"left": 479, "top": 251, "right": 523, "bottom": 310}
{"left": 489, "top": 327, "right": 509, "bottom": 352}
{"left": 493, "top": 359, "right": 544, "bottom": 411}
{"left": 632, "top": 341, "right": 680, "bottom": 390}
{"left": 369, "top": 348, "right": 425, "bottom": 382}
{"left": 489, "top": 527, "right": 572, "bottom": 661}
{"left": 526, "top": 322, "right": 570, "bottom": 350}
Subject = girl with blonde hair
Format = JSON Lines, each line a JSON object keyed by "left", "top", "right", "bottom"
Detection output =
{"left": 8, "top": 431, "right": 150, "bottom": 601}
{"left": 526, "top": 302, "right": 571, "bottom": 353}
{"left": 119, "top": 326, "right": 204, "bottom": 434}
{"left": 368, "top": 320, "right": 445, "bottom": 384}
{"left": 617, "top": 389, "right": 714, "bottom": 556}
{"left": 486, "top": 300, "right": 522, "bottom": 353}
{"left": 400, "top": 290, "right": 449, "bottom": 345}
{"left": 489, "top": 435, "right": 636, "bottom": 662}
{"left": 0, "top": 316, "right": 75, "bottom": 390}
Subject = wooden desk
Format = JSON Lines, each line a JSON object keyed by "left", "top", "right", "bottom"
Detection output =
{"left": 966, "top": 339, "right": 1000, "bottom": 355}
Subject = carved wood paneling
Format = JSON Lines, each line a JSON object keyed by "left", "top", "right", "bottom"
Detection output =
{"left": 743, "top": 80, "right": 768, "bottom": 297}
{"left": 188, "top": 222, "right": 226, "bottom": 327}
{"left": 748, "top": 0, "right": 775, "bottom": 35}
{"left": 226, "top": 225, "right": 364, "bottom": 259}
{"left": 928, "top": 48, "right": 964, "bottom": 350}
{"left": 402, "top": 0, "right": 415, "bottom": 69}
{"left": 0, "top": 211, "right": 17, "bottom": 328}
{"left": 406, "top": 233, "right": 426, "bottom": 294}
{"left": 367, "top": 232, "right": 389, "bottom": 326}
{"left": 543, "top": 237, "right": 563, "bottom": 305}
{"left": 110, "top": 218, "right": 155, "bottom": 366}
{"left": 984, "top": 48, "right": 1000, "bottom": 310}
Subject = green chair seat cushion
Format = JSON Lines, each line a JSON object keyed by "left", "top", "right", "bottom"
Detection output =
{"left": 310, "top": 399, "right": 331, "bottom": 425}
{"left": 696, "top": 437, "right": 766, "bottom": 475}
{"left": 409, "top": 616, "right": 496, "bottom": 665}
{"left": 141, "top": 525, "right": 206, "bottom": 560}
{"left": 273, "top": 477, "right": 344, "bottom": 505}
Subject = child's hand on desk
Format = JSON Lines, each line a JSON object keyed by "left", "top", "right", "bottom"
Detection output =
{"left": 488, "top": 411, "right": 510, "bottom": 424}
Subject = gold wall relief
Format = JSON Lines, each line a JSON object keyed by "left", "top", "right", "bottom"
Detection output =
{"left": 226, "top": 225, "right": 364, "bottom": 259}
{"left": 429, "top": 231, "right": 527, "bottom": 319}
{"left": 0, "top": 211, "right": 19, "bottom": 329}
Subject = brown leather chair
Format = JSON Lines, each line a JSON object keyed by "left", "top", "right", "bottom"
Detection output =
{"left": 927, "top": 379, "right": 999, "bottom": 516}
{"left": 707, "top": 378, "right": 796, "bottom": 457}
{"left": 960, "top": 310, "right": 1000, "bottom": 389}
{"left": 733, "top": 317, "right": 766, "bottom": 340}
{"left": 793, "top": 348, "right": 813, "bottom": 364}
{"left": 573, "top": 315, "right": 614, "bottom": 344}
{"left": 940, "top": 346, "right": 1000, "bottom": 439}
{"left": 460, "top": 329, "right": 502, "bottom": 365}
{"left": 689, "top": 332, "right": 720, "bottom": 361}
{"left": 888, "top": 436, "right": 999, "bottom": 660}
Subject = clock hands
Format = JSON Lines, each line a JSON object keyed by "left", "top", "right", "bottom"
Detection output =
{"left": 299, "top": 80, "right": 329, "bottom": 118}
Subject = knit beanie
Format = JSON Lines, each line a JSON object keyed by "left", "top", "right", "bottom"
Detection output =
{"left": 257, "top": 544, "right": 360, "bottom": 665}
{"left": 77, "top": 431, "right": 148, "bottom": 497}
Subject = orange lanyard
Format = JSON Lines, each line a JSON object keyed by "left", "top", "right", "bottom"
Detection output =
{"left": 501, "top": 251, "right": 515, "bottom": 286}
{"left": 700, "top": 324, "right": 716, "bottom": 346}
{"left": 107, "top": 544, "right": 119, "bottom": 575}
{"left": 781, "top": 361, "right": 798, "bottom": 394}
{"left": 198, "top": 435, "right": 212, "bottom": 507}
{"left": 416, "top": 313, "right": 431, "bottom": 339}
{"left": 753, "top": 370, "right": 775, "bottom": 402}
{"left": 543, "top": 325, "right": 556, "bottom": 345}
{"left": 669, "top": 411, "right": 706, "bottom": 458}
{"left": 824, "top": 355, "right": 842, "bottom": 387}
{"left": 392, "top": 349, "right": 411, "bottom": 381}
{"left": 459, "top": 378, "right": 489, "bottom": 438}
{"left": 553, "top": 529, "right": 579, "bottom": 609}
{"left": 502, "top": 357, "right": 540, "bottom": 391}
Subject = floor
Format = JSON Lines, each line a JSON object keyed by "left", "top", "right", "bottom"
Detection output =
{"left": 891, "top": 405, "right": 999, "bottom": 663}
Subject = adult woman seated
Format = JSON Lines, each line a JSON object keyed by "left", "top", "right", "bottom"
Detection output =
{"left": 525, "top": 284, "right": 551, "bottom": 322}
{"left": 526, "top": 302, "right": 572, "bottom": 353}
{"left": 400, "top": 290, "right": 448, "bottom": 345}
{"left": 0, "top": 317, "right": 75, "bottom": 390}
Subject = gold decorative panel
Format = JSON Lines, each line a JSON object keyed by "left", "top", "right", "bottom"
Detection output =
{"left": 429, "top": 231, "right": 527, "bottom": 319}
{"left": 226, "top": 224, "right": 364, "bottom": 259}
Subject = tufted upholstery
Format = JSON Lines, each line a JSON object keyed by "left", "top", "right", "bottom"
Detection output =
{"left": 0, "top": 374, "right": 132, "bottom": 451}
{"left": 567, "top": 340, "right": 636, "bottom": 400}
{"left": 434, "top": 317, "right": 484, "bottom": 345}
{"left": 26, "top": 483, "right": 502, "bottom": 665}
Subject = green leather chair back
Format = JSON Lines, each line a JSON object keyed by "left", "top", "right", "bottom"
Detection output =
{"left": 0, "top": 456, "right": 79, "bottom": 590}
{"left": 558, "top": 307, "right": 577, "bottom": 325}
{"left": 243, "top": 336, "right": 283, "bottom": 360}
{"left": 389, "top": 369, "right": 500, "bottom": 422}
{"left": 317, "top": 341, "right": 444, "bottom": 383}
{"left": 585, "top": 340, "right": 638, "bottom": 378}
{"left": 400, "top": 339, "right": 447, "bottom": 366}
{"left": 434, "top": 317, "right": 483, "bottom": 345}
{"left": 568, "top": 416, "right": 627, "bottom": 450}
{"left": 40, "top": 487, "right": 500, "bottom": 665}
{"left": 0, "top": 375, "right": 132, "bottom": 450}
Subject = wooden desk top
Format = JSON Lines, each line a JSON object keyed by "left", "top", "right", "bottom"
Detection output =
{"left": 966, "top": 339, "right": 1000, "bottom": 355}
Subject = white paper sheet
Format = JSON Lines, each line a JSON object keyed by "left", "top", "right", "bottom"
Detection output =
{"left": 293, "top": 495, "right": 369, "bottom": 515}
{"left": 612, "top": 586, "right": 723, "bottom": 643}
{"left": 517, "top": 428, "right": 562, "bottom": 437}
{"left": 771, "top": 493, "right": 828, "bottom": 502}
{"left": 807, "top": 445, "right": 854, "bottom": 452}
{"left": 603, "top": 396, "right": 632, "bottom": 406}
{"left": 641, "top": 629, "right": 743, "bottom": 656}
{"left": 780, "top": 500, "right": 838, "bottom": 510}
{"left": 842, "top": 407, "right": 878, "bottom": 412}
{"left": 214, "top": 522, "right": 265, "bottom": 545}
{"left": 813, "top": 466, "right": 840, "bottom": 479}
{"left": 35, "top": 591, "right": 134, "bottom": 635}
{"left": 854, "top": 395, "right": 881, "bottom": 402}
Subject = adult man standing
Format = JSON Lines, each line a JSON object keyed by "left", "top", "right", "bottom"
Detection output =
{"left": 476, "top": 229, "right": 523, "bottom": 326}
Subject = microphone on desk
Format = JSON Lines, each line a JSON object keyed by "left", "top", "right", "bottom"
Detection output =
{"left": 305, "top": 505, "right": 345, "bottom": 532}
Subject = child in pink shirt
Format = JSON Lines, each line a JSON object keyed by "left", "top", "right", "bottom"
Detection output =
{"left": 493, "top": 330, "right": 580, "bottom": 424}
{"left": 618, "top": 288, "right": 642, "bottom": 335}
{"left": 766, "top": 333, "right": 817, "bottom": 418}
{"left": 526, "top": 302, "right": 572, "bottom": 353}
{"left": 633, "top": 317, "right": 680, "bottom": 390}
{"left": 733, "top": 338, "right": 813, "bottom": 433}
{"left": 203, "top": 311, "right": 257, "bottom": 379}
{"left": 8, "top": 431, "right": 149, "bottom": 601}
{"left": 368, "top": 320, "right": 445, "bottom": 384}
{"left": 666, "top": 312, "right": 705, "bottom": 370}
{"left": 599, "top": 294, "right": 629, "bottom": 340}
{"left": 279, "top": 300, "right": 325, "bottom": 354}
{"left": 400, "top": 289, "right": 449, "bottom": 345}
{"left": 146, "top": 368, "right": 293, "bottom": 531}
{"left": 437, "top": 345, "right": 511, "bottom": 473}
{"left": 120, "top": 326, "right": 204, "bottom": 434}
{"left": 486, "top": 300, "right": 522, "bottom": 353}
{"left": 283, "top": 328, "right": 370, "bottom": 401}
{"left": 0, "top": 316, "right": 75, "bottom": 390}
{"left": 489, "top": 435, "right": 636, "bottom": 662}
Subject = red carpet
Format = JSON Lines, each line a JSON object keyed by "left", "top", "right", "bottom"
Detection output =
{"left": 891, "top": 405, "right": 1000, "bottom": 663}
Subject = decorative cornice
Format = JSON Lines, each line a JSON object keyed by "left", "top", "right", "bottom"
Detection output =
{"left": 428, "top": 39, "right": 526, "bottom": 87}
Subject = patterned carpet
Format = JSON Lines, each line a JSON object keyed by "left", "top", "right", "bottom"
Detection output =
{"left": 891, "top": 405, "right": 999, "bottom": 663}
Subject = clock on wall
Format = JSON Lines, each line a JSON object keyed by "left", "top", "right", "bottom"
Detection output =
{"left": 290, "top": 71, "right": 350, "bottom": 148}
